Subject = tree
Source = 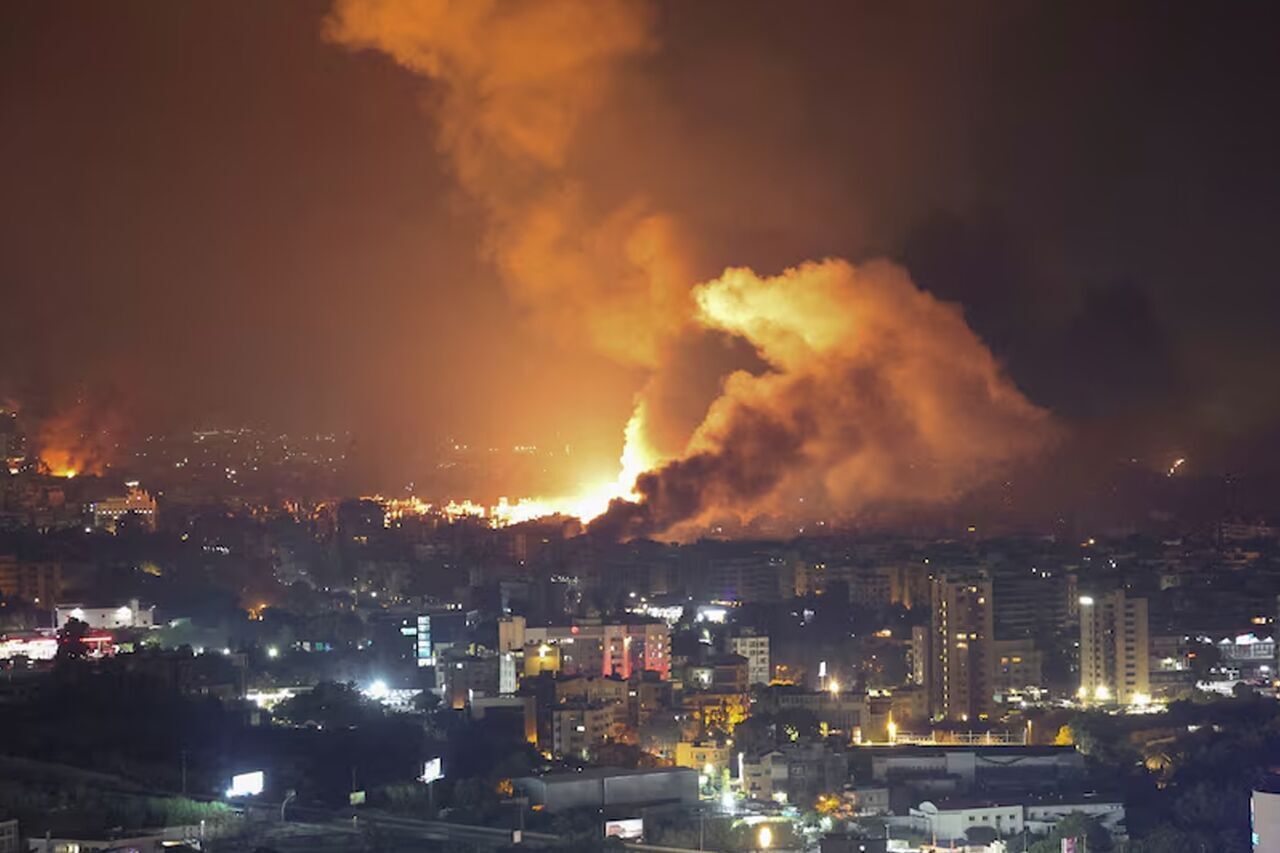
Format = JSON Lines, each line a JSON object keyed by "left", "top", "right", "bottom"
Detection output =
{"left": 55, "top": 617, "right": 91, "bottom": 663}
{"left": 273, "top": 681, "right": 379, "bottom": 728}
{"left": 965, "top": 826, "right": 999, "bottom": 845}
{"left": 1028, "top": 813, "right": 1113, "bottom": 853}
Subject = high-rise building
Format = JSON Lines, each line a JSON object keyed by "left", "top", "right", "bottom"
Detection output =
{"left": 0, "top": 556, "right": 62, "bottom": 605}
{"left": 928, "top": 573, "right": 994, "bottom": 722}
{"left": 1079, "top": 589, "right": 1149, "bottom": 705}
{"left": 728, "top": 630, "right": 771, "bottom": 685}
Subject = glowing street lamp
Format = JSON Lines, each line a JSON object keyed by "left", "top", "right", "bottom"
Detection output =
{"left": 757, "top": 825, "right": 773, "bottom": 850}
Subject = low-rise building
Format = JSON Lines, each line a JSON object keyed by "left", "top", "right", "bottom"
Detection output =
{"left": 55, "top": 598, "right": 154, "bottom": 630}
{"left": 675, "top": 740, "right": 733, "bottom": 777}
{"left": 516, "top": 767, "right": 698, "bottom": 812}
{"left": 742, "top": 743, "right": 848, "bottom": 804}
{"left": 910, "top": 799, "right": 1025, "bottom": 842}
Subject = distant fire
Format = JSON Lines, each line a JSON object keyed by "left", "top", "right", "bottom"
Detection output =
{"left": 33, "top": 399, "right": 118, "bottom": 479}
{"left": 380, "top": 408, "right": 659, "bottom": 528}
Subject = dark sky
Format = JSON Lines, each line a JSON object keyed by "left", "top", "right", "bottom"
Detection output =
{"left": 3, "top": 1, "right": 1279, "bottom": 482}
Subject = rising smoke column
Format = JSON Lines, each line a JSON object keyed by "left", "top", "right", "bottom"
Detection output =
{"left": 326, "top": 1, "right": 1056, "bottom": 536}
{"left": 33, "top": 397, "right": 121, "bottom": 477}
{"left": 594, "top": 259, "right": 1055, "bottom": 537}
{"left": 325, "top": 0, "right": 691, "bottom": 369}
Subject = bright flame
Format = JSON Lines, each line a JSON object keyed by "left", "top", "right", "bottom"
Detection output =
{"left": 40, "top": 448, "right": 81, "bottom": 478}
{"left": 380, "top": 405, "right": 662, "bottom": 528}
{"left": 489, "top": 403, "right": 658, "bottom": 524}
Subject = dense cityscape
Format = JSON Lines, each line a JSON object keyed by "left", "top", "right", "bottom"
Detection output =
{"left": 2, "top": 409, "right": 1279, "bottom": 852}
{"left": 5, "top": 1, "right": 1280, "bottom": 852}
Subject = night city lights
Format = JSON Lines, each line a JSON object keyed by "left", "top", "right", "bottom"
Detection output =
{"left": 2, "top": 2, "right": 1280, "bottom": 852}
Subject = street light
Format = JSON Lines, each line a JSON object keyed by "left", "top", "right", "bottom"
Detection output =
{"left": 281, "top": 789, "right": 296, "bottom": 822}
{"left": 757, "top": 824, "right": 773, "bottom": 850}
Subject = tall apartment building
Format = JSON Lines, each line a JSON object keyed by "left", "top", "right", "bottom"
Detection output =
{"left": 728, "top": 630, "right": 771, "bottom": 685}
{"left": 0, "top": 556, "right": 62, "bottom": 604}
{"left": 1079, "top": 589, "right": 1150, "bottom": 704}
{"left": 928, "top": 573, "right": 994, "bottom": 722}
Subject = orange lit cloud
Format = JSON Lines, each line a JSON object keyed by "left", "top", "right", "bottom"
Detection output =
{"left": 327, "top": 2, "right": 1056, "bottom": 535}
{"left": 595, "top": 259, "right": 1056, "bottom": 537}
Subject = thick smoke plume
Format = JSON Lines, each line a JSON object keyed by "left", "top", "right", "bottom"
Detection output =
{"left": 327, "top": 1, "right": 1056, "bottom": 537}
{"left": 34, "top": 397, "right": 121, "bottom": 477}
{"left": 326, "top": 0, "right": 690, "bottom": 367}
{"left": 593, "top": 260, "right": 1054, "bottom": 537}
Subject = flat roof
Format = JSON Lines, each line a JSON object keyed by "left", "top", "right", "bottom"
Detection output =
{"left": 526, "top": 766, "right": 697, "bottom": 784}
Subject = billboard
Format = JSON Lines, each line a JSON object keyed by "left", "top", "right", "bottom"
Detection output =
{"left": 225, "top": 771, "right": 265, "bottom": 798}
{"left": 420, "top": 757, "right": 443, "bottom": 784}
{"left": 604, "top": 819, "right": 643, "bottom": 841}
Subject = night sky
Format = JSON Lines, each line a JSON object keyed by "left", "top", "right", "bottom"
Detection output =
{"left": 3, "top": 1, "right": 1279, "bottom": 487}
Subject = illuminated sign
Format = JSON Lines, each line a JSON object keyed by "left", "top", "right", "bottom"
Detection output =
{"left": 225, "top": 771, "right": 265, "bottom": 798}
{"left": 420, "top": 757, "right": 443, "bottom": 784}
{"left": 605, "top": 819, "right": 643, "bottom": 841}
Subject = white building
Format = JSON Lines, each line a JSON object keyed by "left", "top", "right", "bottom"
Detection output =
{"left": 910, "top": 797, "right": 1126, "bottom": 844}
{"left": 56, "top": 598, "right": 154, "bottom": 630}
{"left": 911, "top": 799, "right": 1024, "bottom": 841}
{"left": 729, "top": 632, "right": 771, "bottom": 685}
{"left": 1254, "top": 786, "right": 1280, "bottom": 851}
{"left": 90, "top": 483, "right": 157, "bottom": 533}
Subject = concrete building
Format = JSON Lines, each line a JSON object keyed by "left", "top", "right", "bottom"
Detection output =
{"left": 911, "top": 799, "right": 1024, "bottom": 842}
{"left": 675, "top": 740, "right": 733, "bottom": 777}
{"left": 742, "top": 743, "right": 849, "bottom": 804}
{"left": 523, "top": 621, "right": 670, "bottom": 679}
{"left": 440, "top": 652, "right": 500, "bottom": 709}
{"left": 551, "top": 702, "right": 622, "bottom": 759}
{"left": 728, "top": 630, "right": 771, "bottom": 685}
{"left": 516, "top": 767, "right": 698, "bottom": 812}
{"left": 869, "top": 746, "right": 1084, "bottom": 794}
{"left": 992, "top": 638, "right": 1043, "bottom": 694}
{"left": 55, "top": 598, "right": 154, "bottom": 630}
{"left": 1079, "top": 589, "right": 1150, "bottom": 705}
{"left": 1253, "top": 783, "right": 1280, "bottom": 851}
{"left": 89, "top": 484, "right": 157, "bottom": 532}
{"left": 928, "top": 573, "right": 994, "bottom": 722}
{"left": 0, "top": 556, "right": 61, "bottom": 604}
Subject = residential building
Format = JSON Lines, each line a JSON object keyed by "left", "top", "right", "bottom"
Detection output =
{"left": 1079, "top": 589, "right": 1150, "bottom": 705}
{"left": 928, "top": 573, "right": 994, "bottom": 721}
{"left": 992, "top": 638, "right": 1043, "bottom": 694}
{"left": 550, "top": 702, "right": 622, "bottom": 759}
{"left": 523, "top": 621, "right": 670, "bottom": 679}
{"left": 0, "top": 556, "right": 61, "bottom": 604}
{"left": 728, "top": 630, "right": 771, "bottom": 685}
{"left": 675, "top": 740, "right": 733, "bottom": 777}
{"left": 89, "top": 484, "right": 157, "bottom": 532}
{"left": 55, "top": 598, "right": 154, "bottom": 630}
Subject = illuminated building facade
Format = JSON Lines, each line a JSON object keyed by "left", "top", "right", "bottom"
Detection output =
{"left": 928, "top": 573, "right": 994, "bottom": 722}
{"left": 1079, "top": 589, "right": 1150, "bottom": 705}
{"left": 523, "top": 622, "right": 670, "bottom": 680}
{"left": 90, "top": 483, "right": 157, "bottom": 533}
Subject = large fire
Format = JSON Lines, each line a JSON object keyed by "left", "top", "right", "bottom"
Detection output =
{"left": 328, "top": 0, "right": 1054, "bottom": 538}
{"left": 382, "top": 405, "right": 659, "bottom": 527}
